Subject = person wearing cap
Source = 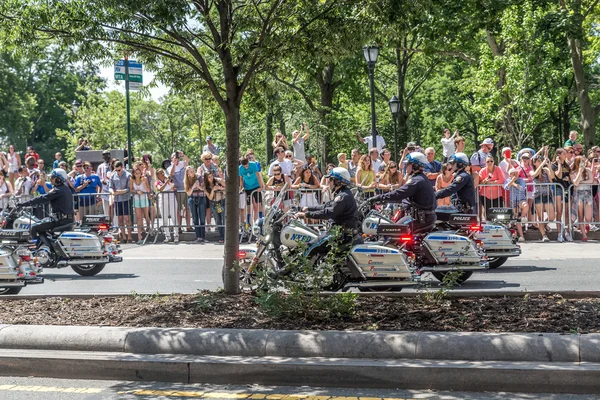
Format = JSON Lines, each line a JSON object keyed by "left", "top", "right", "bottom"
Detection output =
{"left": 357, "top": 129, "right": 386, "bottom": 154}
{"left": 470, "top": 138, "right": 494, "bottom": 187}
{"left": 203, "top": 136, "right": 220, "bottom": 156}
{"left": 370, "top": 152, "right": 437, "bottom": 234}
{"left": 97, "top": 150, "right": 113, "bottom": 216}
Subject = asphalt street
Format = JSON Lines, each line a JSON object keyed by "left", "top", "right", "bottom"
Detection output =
{"left": 11, "top": 242, "right": 600, "bottom": 296}
{"left": 0, "top": 377, "right": 596, "bottom": 400}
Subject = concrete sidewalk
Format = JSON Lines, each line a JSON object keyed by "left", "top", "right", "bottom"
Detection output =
{"left": 1, "top": 325, "right": 600, "bottom": 393}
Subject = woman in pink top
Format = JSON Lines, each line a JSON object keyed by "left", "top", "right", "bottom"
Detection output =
{"left": 435, "top": 163, "right": 453, "bottom": 206}
{"left": 478, "top": 155, "right": 505, "bottom": 220}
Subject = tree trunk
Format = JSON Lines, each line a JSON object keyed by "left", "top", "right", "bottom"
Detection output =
{"left": 317, "top": 63, "right": 337, "bottom": 164}
{"left": 265, "top": 103, "right": 274, "bottom": 163}
{"left": 567, "top": 35, "right": 597, "bottom": 148}
{"left": 395, "top": 47, "right": 410, "bottom": 147}
{"left": 222, "top": 104, "right": 241, "bottom": 295}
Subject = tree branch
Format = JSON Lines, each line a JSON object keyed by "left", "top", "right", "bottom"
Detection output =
{"left": 270, "top": 73, "right": 317, "bottom": 112}
{"left": 584, "top": 0, "right": 600, "bottom": 19}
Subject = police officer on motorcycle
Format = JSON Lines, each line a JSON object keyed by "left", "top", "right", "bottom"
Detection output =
{"left": 294, "top": 167, "right": 359, "bottom": 231}
{"left": 18, "top": 169, "right": 75, "bottom": 239}
{"left": 435, "top": 152, "right": 477, "bottom": 214}
{"left": 368, "top": 152, "right": 437, "bottom": 233}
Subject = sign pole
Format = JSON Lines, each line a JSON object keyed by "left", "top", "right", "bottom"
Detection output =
{"left": 125, "top": 56, "right": 132, "bottom": 168}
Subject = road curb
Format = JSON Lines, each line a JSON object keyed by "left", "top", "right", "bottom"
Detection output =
{"left": 2, "top": 325, "right": 600, "bottom": 393}
{"left": 4, "top": 290, "right": 600, "bottom": 299}
{"left": 0, "top": 325, "right": 593, "bottom": 362}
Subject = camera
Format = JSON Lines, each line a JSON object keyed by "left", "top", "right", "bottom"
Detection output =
{"left": 407, "top": 146, "right": 415, "bottom": 151}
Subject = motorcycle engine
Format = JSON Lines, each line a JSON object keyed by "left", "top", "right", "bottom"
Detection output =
{"left": 33, "top": 246, "right": 54, "bottom": 267}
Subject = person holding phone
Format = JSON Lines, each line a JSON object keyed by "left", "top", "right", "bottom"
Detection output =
{"left": 75, "top": 161, "right": 102, "bottom": 217}
{"left": 292, "top": 122, "right": 310, "bottom": 162}
{"left": 478, "top": 155, "right": 505, "bottom": 220}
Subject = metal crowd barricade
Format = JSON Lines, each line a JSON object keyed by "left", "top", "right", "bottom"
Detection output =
{"left": 567, "top": 183, "right": 600, "bottom": 237}
{"left": 474, "top": 182, "right": 566, "bottom": 229}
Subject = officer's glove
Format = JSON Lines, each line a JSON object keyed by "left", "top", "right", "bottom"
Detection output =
{"left": 368, "top": 196, "right": 380, "bottom": 204}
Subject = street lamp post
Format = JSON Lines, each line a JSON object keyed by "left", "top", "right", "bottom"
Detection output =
{"left": 388, "top": 95, "right": 400, "bottom": 162}
{"left": 363, "top": 45, "right": 379, "bottom": 149}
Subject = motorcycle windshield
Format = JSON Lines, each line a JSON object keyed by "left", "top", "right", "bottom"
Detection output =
{"left": 264, "top": 182, "right": 288, "bottom": 228}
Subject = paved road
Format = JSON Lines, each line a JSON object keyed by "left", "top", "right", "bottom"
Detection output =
{"left": 0, "top": 377, "right": 595, "bottom": 400}
{"left": 10, "top": 242, "right": 600, "bottom": 296}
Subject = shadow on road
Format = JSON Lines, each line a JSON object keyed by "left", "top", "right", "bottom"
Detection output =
{"left": 41, "top": 273, "right": 138, "bottom": 281}
{"left": 483, "top": 265, "right": 556, "bottom": 274}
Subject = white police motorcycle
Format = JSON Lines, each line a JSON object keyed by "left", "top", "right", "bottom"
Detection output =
{"left": 237, "top": 184, "right": 487, "bottom": 292}
{"left": 1, "top": 203, "right": 122, "bottom": 276}
{"left": 362, "top": 205, "right": 520, "bottom": 269}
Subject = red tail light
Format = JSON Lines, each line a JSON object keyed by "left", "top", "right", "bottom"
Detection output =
{"left": 238, "top": 251, "right": 247, "bottom": 259}
{"left": 469, "top": 224, "right": 483, "bottom": 232}
{"left": 20, "top": 255, "right": 31, "bottom": 262}
{"left": 400, "top": 235, "right": 413, "bottom": 243}
{"left": 104, "top": 236, "right": 113, "bottom": 243}
{"left": 98, "top": 224, "right": 109, "bottom": 231}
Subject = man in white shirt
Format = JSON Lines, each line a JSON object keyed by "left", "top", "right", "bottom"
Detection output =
{"left": 268, "top": 147, "right": 293, "bottom": 177}
{"left": 357, "top": 129, "right": 385, "bottom": 154}
{"left": 15, "top": 166, "right": 32, "bottom": 198}
{"left": 369, "top": 148, "right": 382, "bottom": 174}
{"left": 440, "top": 129, "right": 458, "bottom": 162}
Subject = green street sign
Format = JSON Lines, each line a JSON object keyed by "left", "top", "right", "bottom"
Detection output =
{"left": 114, "top": 73, "right": 142, "bottom": 82}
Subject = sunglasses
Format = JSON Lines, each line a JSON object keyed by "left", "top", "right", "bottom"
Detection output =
{"left": 285, "top": 155, "right": 293, "bottom": 158}
{"left": 75, "top": 164, "right": 82, "bottom": 167}
{"left": 84, "top": 166, "right": 92, "bottom": 170}
{"left": 390, "top": 165, "right": 397, "bottom": 169}
{"left": 115, "top": 168, "right": 122, "bottom": 172}
{"left": 568, "top": 151, "right": 574, "bottom": 154}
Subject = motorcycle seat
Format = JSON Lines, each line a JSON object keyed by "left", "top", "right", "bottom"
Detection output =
{"left": 50, "top": 222, "right": 76, "bottom": 234}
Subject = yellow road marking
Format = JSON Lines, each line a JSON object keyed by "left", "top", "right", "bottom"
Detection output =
{"left": 0, "top": 386, "right": 411, "bottom": 400}
{"left": 120, "top": 391, "right": 410, "bottom": 400}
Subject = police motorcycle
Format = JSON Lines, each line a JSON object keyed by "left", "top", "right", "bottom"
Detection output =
{"left": 362, "top": 205, "right": 519, "bottom": 270}
{"left": 0, "top": 228, "right": 44, "bottom": 295}
{"left": 75, "top": 215, "right": 122, "bottom": 260}
{"left": 1, "top": 201, "right": 123, "bottom": 277}
{"left": 238, "top": 183, "right": 485, "bottom": 292}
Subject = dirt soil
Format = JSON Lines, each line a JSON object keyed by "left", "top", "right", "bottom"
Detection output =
{"left": 0, "top": 293, "right": 598, "bottom": 332}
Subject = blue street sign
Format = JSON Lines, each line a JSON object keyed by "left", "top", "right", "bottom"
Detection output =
{"left": 114, "top": 60, "right": 143, "bottom": 69}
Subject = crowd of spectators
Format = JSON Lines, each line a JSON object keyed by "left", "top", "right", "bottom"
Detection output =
{"left": 2, "top": 127, "right": 599, "bottom": 244}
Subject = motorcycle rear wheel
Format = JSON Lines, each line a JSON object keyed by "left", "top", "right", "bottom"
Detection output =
{"left": 431, "top": 271, "right": 473, "bottom": 285}
{"left": 487, "top": 257, "right": 508, "bottom": 269}
{"left": 71, "top": 263, "right": 106, "bottom": 276}
{"left": 0, "top": 287, "right": 23, "bottom": 295}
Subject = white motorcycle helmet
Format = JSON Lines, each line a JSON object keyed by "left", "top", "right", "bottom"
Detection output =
{"left": 327, "top": 167, "right": 351, "bottom": 186}
{"left": 50, "top": 168, "right": 69, "bottom": 184}
{"left": 449, "top": 152, "right": 470, "bottom": 169}
{"left": 406, "top": 152, "right": 428, "bottom": 169}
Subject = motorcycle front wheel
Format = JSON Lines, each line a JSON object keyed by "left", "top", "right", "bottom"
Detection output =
{"left": 431, "top": 270, "right": 473, "bottom": 285}
{"left": 487, "top": 257, "right": 508, "bottom": 269}
{"left": 0, "top": 287, "right": 22, "bottom": 295}
{"left": 71, "top": 263, "right": 106, "bottom": 276}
